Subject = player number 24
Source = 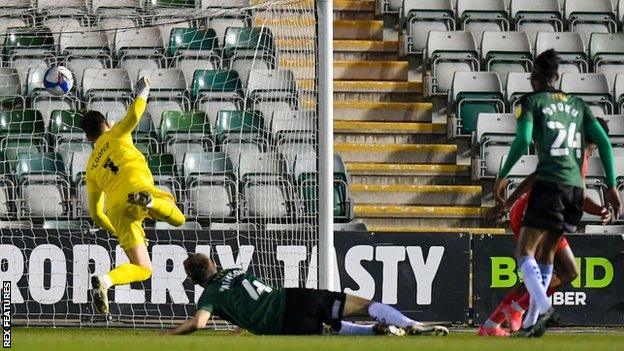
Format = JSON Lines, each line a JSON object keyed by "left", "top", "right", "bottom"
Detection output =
{"left": 547, "top": 121, "right": 581, "bottom": 157}
{"left": 242, "top": 279, "right": 273, "bottom": 300}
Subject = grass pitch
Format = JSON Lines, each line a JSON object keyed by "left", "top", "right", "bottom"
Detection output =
{"left": 11, "top": 327, "right": 624, "bottom": 351}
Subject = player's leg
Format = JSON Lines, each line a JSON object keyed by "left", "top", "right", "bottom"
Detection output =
{"left": 91, "top": 214, "right": 153, "bottom": 314}
{"left": 478, "top": 283, "right": 526, "bottom": 336}
{"left": 343, "top": 294, "right": 448, "bottom": 336}
{"left": 516, "top": 227, "right": 551, "bottom": 318}
{"left": 128, "top": 187, "right": 185, "bottom": 227}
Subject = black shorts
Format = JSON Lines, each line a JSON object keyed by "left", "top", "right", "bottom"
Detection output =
{"left": 281, "top": 288, "right": 346, "bottom": 335}
{"left": 522, "top": 179, "right": 584, "bottom": 233}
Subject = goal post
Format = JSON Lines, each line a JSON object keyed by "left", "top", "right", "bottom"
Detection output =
{"left": 0, "top": 0, "right": 335, "bottom": 327}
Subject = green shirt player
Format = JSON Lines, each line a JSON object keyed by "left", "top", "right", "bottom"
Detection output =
{"left": 164, "top": 253, "right": 449, "bottom": 336}
{"left": 493, "top": 49, "right": 621, "bottom": 337}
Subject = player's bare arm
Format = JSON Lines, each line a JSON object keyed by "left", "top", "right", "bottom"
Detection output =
{"left": 165, "top": 309, "right": 211, "bottom": 336}
{"left": 486, "top": 172, "right": 537, "bottom": 220}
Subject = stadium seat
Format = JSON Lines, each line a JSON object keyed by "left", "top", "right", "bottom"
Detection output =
{"left": 0, "top": 152, "right": 15, "bottom": 218}
{"left": 481, "top": 31, "right": 532, "bottom": 88}
{"left": 139, "top": 68, "right": 189, "bottom": 129}
{"left": 474, "top": 113, "right": 516, "bottom": 179}
{"left": 34, "top": 0, "right": 88, "bottom": 17}
{"left": 222, "top": 27, "right": 276, "bottom": 85}
{"left": 0, "top": 16, "right": 28, "bottom": 54}
{"left": 160, "top": 110, "right": 214, "bottom": 167}
{"left": 154, "top": 221, "right": 202, "bottom": 230}
{"left": 559, "top": 73, "right": 613, "bottom": 115}
{"left": 91, "top": 0, "right": 142, "bottom": 17}
{"left": 238, "top": 152, "right": 292, "bottom": 221}
{"left": 27, "top": 67, "right": 77, "bottom": 126}
{"left": 535, "top": 32, "right": 588, "bottom": 74}
{"left": 399, "top": 0, "right": 455, "bottom": 58}
{"left": 377, "top": 0, "right": 402, "bottom": 16}
{"left": 599, "top": 114, "right": 624, "bottom": 156}
{"left": 215, "top": 110, "right": 267, "bottom": 148}
{"left": 589, "top": 33, "right": 624, "bottom": 93}
{"left": 294, "top": 153, "right": 353, "bottom": 222}
{"left": 115, "top": 27, "right": 166, "bottom": 80}
{"left": 424, "top": 31, "right": 479, "bottom": 96}
{"left": 0, "top": 109, "right": 46, "bottom": 167}
{"left": 168, "top": 28, "right": 220, "bottom": 83}
{"left": 99, "top": 18, "right": 139, "bottom": 51}
{"left": 501, "top": 154, "right": 538, "bottom": 197}
{"left": 221, "top": 141, "right": 263, "bottom": 171}
{"left": 0, "top": 1, "right": 31, "bottom": 16}
{"left": 147, "top": 153, "right": 182, "bottom": 202}
{"left": 449, "top": 71, "right": 505, "bottom": 138}
{"left": 42, "top": 219, "right": 91, "bottom": 230}
{"left": 3, "top": 27, "right": 55, "bottom": 95}
{"left": 510, "top": 0, "right": 562, "bottom": 44}
{"left": 506, "top": 72, "right": 532, "bottom": 108}
{"left": 564, "top": 0, "right": 616, "bottom": 47}
{"left": 49, "top": 109, "right": 85, "bottom": 150}
{"left": 585, "top": 224, "right": 624, "bottom": 233}
{"left": 59, "top": 28, "right": 112, "bottom": 93}
{"left": 16, "top": 152, "right": 71, "bottom": 219}
{"left": 615, "top": 73, "right": 624, "bottom": 112}
{"left": 270, "top": 109, "right": 315, "bottom": 146}
{"left": 82, "top": 68, "right": 133, "bottom": 121}
{"left": 183, "top": 151, "right": 236, "bottom": 220}
{"left": 0, "top": 67, "right": 25, "bottom": 110}
{"left": 583, "top": 156, "right": 608, "bottom": 222}
{"left": 456, "top": 0, "right": 509, "bottom": 48}
{"left": 247, "top": 69, "right": 299, "bottom": 124}
{"left": 200, "top": 0, "right": 249, "bottom": 41}
{"left": 191, "top": 69, "right": 243, "bottom": 127}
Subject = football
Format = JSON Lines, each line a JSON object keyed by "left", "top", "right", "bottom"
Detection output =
{"left": 43, "top": 65, "right": 74, "bottom": 96}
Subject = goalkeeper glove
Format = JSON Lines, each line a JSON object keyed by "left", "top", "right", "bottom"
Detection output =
{"left": 135, "top": 76, "right": 151, "bottom": 99}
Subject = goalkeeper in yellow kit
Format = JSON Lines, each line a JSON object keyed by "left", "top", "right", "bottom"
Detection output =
{"left": 81, "top": 76, "right": 186, "bottom": 315}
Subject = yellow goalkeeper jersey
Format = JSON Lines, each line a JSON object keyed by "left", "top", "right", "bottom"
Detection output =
{"left": 85, "top": 97, "right": 153, "bottom": 202}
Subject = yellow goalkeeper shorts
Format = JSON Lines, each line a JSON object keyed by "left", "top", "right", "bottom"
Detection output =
{"left": 107, "top": 186, "right": 176, "bottom": 251}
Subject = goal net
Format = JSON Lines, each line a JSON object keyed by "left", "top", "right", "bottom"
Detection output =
{"left": 0, "top": 0, "right": 320, "bottom": 327}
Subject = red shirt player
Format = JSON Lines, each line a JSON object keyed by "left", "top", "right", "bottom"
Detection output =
{"left": 478, "top": 122, "right": 612, "bottom": 337}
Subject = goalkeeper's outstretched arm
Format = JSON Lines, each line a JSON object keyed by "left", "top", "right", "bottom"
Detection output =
{"left": 86, "top": 178, "right": 116, "bottom": 234}
{"left": 164, "top": 309, "right": 211, "bottom": 335}
{"left": 110, "top": 76, "right": 151, "bottom": 137}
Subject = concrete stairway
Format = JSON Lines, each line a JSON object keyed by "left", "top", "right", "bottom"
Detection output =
{"left": 332, "top": 0, "right": 500, "bottom": 233}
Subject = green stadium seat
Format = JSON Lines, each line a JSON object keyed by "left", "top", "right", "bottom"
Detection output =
{"left": 3, "top": 28, "right": 56, "bottom": 95}
{"left": 294, "top": 153, "right": 353, "bottom": 222}
{"left": 49, "top": 110, "right": 85, "bottom": 144}
{"left": 449, "top": 72, "right": 504, "bottom": 137}
{"left": 192, "top": 70, "right": 243, "bottom": 127}
{"left": 223, "top": 27, "right": 276, "bottom": 85}
{"left": 0, "top": 110, "right": 46, "bottom": 153}
{"left": 147, "top": 153, "right": 182, "bottom": 201}
{"left": 160, "top": 110, "right": 214, "bottom": 168}
{"left": 215, "top": 110, "right": 266, "bottom": 147}
{"left": 168, "top": 28, "right": 220, "bottom": 89}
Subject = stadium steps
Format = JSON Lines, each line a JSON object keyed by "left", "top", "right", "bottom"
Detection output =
{"left": 334, "top": 0, "right": 375, "bottom": 19}
{"left": 334, "top": 60, "right": 408, "bottom": 80}
{"left": 334, "top": 101, "right": 432, "bottom": 122}
{"left": 335, "top": 143, "right": 456, "bottom": 163}
{"left": 333, "top": 121, "right": 446, "bottom": 144}
{"left": 346, "top": 163, "right": 471, "bottom": 185}
{"left": 334, "top": 20, "right": 383, "bottom": 40}
{"left": 350, "top": 184, "right": 482, "bottom": 206}
{"left": 333, "top": 40, "right": 398, "bottom": 60}
{"left": 354, "top": 205, "right": 485, "bottom": 227}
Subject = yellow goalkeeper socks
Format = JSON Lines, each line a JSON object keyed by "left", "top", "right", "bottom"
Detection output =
{"left": 147, "top": 198, "right": 186, "bottom": 227}
{"left": 106, "top": 263, "right": 152, "bottom": 286}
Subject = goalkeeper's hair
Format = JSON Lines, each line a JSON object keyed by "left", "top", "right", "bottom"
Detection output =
{"left": 82, "top": 110, "right": 108, "bottom": 139}
{"left": 184, "top": 253, "right": 218, "bottom": 286}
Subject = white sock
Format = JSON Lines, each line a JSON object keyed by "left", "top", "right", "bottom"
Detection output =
{"left": 483, "top": 318, "right": 499, "bottom": 328}
{"left": 522, "top": 297, "right": 539, "bottom": 329}
{"left": 102, "top": 274, "right": 113, "bottom": 289}
{"left": 519, "top": 256, "right": 550, "bottom": 313}
{"left": 539, "top": 264, "right": 553, "bottom": 291}
{"left": 367, "top": 302, "right": 421, "bottom": 328}
{"left": 338, "top": 321, "right": 375, "bottom": 335}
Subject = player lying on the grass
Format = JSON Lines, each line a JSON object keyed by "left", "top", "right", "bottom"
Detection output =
{"left": 81, "top": 76, "right": 186, "bottom": 315}
{"left": 493, "top": 49, "right": 621, "bottom": 337}
{"left": 479, "top": 120, "right": 612, "bottom": 337}
{"left": 164, "top": 253, "right": 449, "bottom": 336}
